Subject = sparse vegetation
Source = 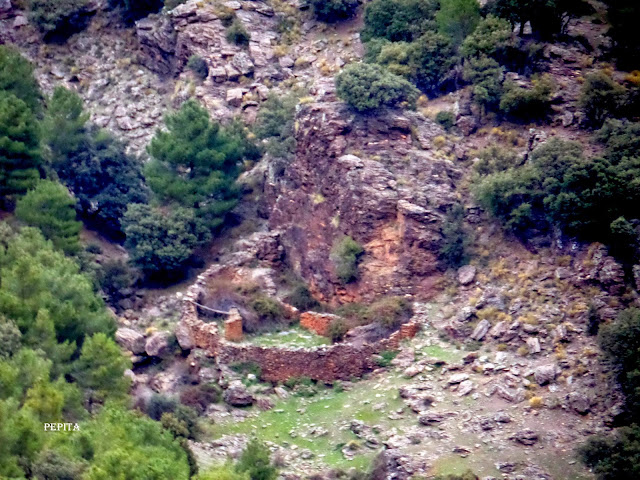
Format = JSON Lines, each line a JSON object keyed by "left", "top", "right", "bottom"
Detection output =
{"left": 331, "top": 236, "right": 365, "bottom": 284}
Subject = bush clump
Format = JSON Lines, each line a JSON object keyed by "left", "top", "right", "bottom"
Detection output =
{"left": 15, "top": 180, "right": 81, "bottom": 255}
{"left": 311, "top": 0, "right": 359, "bottom": 22}
{"left": 435, "top": 110, "right": 455, "bottom": 130}
{"left": 579, "top": 71, "right": 626, "bottom": 128}
{"left": 226, "top": 19, "right": 250, "bottom": 46}
{"left": 253, "top": 94, "right": 298, "bottom": 158}
{"left": 284, "top": 284, "right": 320, "bottom": 311}
{"left": 365, "top": 296, "right": 412, "bottom": 329}
{"left": 328, "top": 318, "right": 348, "bottom": 343}
{"left": 335, "top": 63, "right": 419, "bottom": 112}
{"left": 187, "top": 55, "right": 209, "bottom": 80}
{"left": 361, "top": 0, "right": 438, "bottom": 43}
{"left": 331, "top": 235, "right": 365, "bottom": 284}
{"left": 439, "top": 203, "right": 471, "bottom": 268}
{"left": 29, "top": 0, "right": 91, "bottom": 40}
{"left": 499, "top": 74, "right": 555, "bottom": 120}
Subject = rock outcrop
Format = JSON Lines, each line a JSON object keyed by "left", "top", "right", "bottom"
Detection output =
{"left": 265, "top": 102, "right": 462, "bottom": 303}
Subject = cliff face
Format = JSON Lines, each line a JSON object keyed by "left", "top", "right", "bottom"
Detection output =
{"left": 265, "top": 102, "right": 463, "bottom": 304}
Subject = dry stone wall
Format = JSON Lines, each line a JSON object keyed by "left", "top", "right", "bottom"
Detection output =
{"left": 177, "top": 254, "right": 421, "bottom": 382}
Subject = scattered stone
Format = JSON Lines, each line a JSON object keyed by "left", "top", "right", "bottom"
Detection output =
{"left": 512, "top": 429, "right": 539, "bottom": 446}
{"left": 223, "top": 382, "right": 255, "bottom": 407}
{"left": 470, "top": 320, "right": 491, "bottom": 341}
{"left": 568, "top": 392, "right": 591, "bottom": 415}
{"left": 418, "top": 412, "right": 447, "bottom": 425}
{"left": 457, "top": 380, "right": 475, "bottom": 396}
{"left": 457, "top": 265, "right": 477, "bottom": 285}
{"left": 174, "top": 321, "right": 195, "bottom": 350}
{"left": 448, "top": 373, "right": 469, "bottom": 384}
{"left": 145, "top": 331, "right": 172, "bottom": 357}
{"left": 527, "top": 337, "right": 541, "bottom": 354}
{"left": 226, "top": 88, "right": 245, "bottom": 107}
{"left": 115, "top": 328, "right": 146, "bottom": 354}
{"left": 274, "top": 386, "right": 289, "bottom": 399}
{"left": 404, "top": 365, "right": 424, "bottom": 378}
{"left": 534, "top": 364, "right": 558, "bottom": 386}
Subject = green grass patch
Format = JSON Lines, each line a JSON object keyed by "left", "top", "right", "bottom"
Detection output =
{"left": 420, "top": 344, "right": 465, "bottom": 363}
{"left": 245, "top": 326, "right": 330, "bottom": 348}
{"left": 204, "top": 374, "right": 409, "bottom": 470}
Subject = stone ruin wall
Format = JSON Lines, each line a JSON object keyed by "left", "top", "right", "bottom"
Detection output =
{"left": 177, "top": 262, "right": 421, "bottom": 383}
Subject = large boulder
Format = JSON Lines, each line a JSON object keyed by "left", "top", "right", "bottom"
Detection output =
{"left": 175, "top": 321, "right": 195, "bottom": 350}
{"left": 457, "top": 265, "right": 476, "bottom": 285}
{"left": 470, "top": 319, "right": 490, "bottom": 341}
{"left": 145, "top": 331, "right": 172, "bottom": 357}
{"left": 115, "top": 328, "right": 146, "bottom": 354}
{"left": 534, "top": 364, "right": 558, "bottom": 386}
{"left": 223, "top": 382, "right": 255, "bottom": 407}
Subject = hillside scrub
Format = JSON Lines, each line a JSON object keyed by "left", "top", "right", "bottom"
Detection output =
{"left": 335, "top": 63, "right": 419, "bottom": 112}
{"left": 331, "top": 235, "right": 365, "bottom": 283}
{"left": 473, "top": 134, "right": 640, "bottom": 264}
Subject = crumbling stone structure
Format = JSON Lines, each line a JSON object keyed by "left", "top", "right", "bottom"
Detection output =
{"left": 176, "top": 238, "right": 422, "bottom": 383}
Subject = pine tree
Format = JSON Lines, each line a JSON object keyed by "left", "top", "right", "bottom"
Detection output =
{"left": 0, "top": 93, "right": 42, "bottom": 201}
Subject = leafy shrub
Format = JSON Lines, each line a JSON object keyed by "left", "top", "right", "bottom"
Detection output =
{"left": 216, "top": 5, "right": 236, "bottom": 27}
{"left": 109, "top": 0, "right": 163, "bottom": 23}
{"left": 361, "top": 0, "right": 438, "bottom": 42}
{"left": 365, "top": 296, "right": 412, "bottom": 329}
{"left": 235, "top": 437, "right": 278, "bottom": 480}
{"left": 29, "top": 0, "right": 91, "bottom": 40}
{"left": 226, "top": 19, "right": 250, "bottom": 46}
{"left": 284, "top": 285, "right": 320, "bottom": 311}
{"left": 335, "top": 63, "right": 419, "bottom": 112}
{"left": 72, "top": 333, "right": 132, "bottom": 401}
{"left": 376, "top": 350, "right": 398, "bottom": 367}
{"left": 230, "top": 361, "right": 262, "bottom": 378}
{"left": 434, "top": 471, "right": 479, "bottom": 480}
{"left": 31, "top": 450, "right": 85, "bottom": 480}
{"left": 0, "top": 318, "right": 22, "bottom": 358}
{"left": 499, "top": 74, "right": 555, "bottom": 120}
{"left": 97, "top": 259, "right": 139, "bottom": 307}
{"left": 328, "top": 318, "right": 348, "bottom": 343}
{"left": 410, "top": 31, "right": 456, "bottom": 93}
{"left": 146, "top": 394, "right": 178, "bottom": 421}
{"left": 597, "top": 119, "right": 640, "bottom": 164}
{"left": 331, "top": 236, "right": 365, "bottom": 284}
{"left": 439, "top": 203, "right": 471, "bottom": 268}
{"left": 54, "top": 404, "right": 190, "bottom": 479}
{"left": 463, "top": 55, "right": 504, "bottom": 113}
{"left": 435, "top": 110, "right": 455, "bottom": 130}
{"left": 435, "top": 0, "right": 480, "bottom": 46}
{"left": 486, "top": 0, "right": 590, "bottom": 39}
{"left": 311, "top": 0, "right": 359, "bottom": 22}
{"left": 473, "top": 135, "right": 640, "bottom": 253}
{"left": 180, "top": 384, "right": 221, "bottom": 414}
{"left": 580, "top": 424, "right": 640, "bottom": 480}
{"left": 249, "top": 296, "right": 284, "bottom": 324}
{"left": 460, "top": 14, "right": 514, "bottom": 60}
{"left": 187, "top": 55, "right": 209, "bottom": 80}
{"left": 123, "top": 204, "right": 209, "bottom": 279}
{"left": 254, "top": 94, "right": 298, "bottom": 158}
{"left": 599, "top": 308, "right": 640, "bottom": 418}
{"left": 0, "top": 226, "right": 115, "bottom": 346}
{"left": 16, "top": 180, "right": 81, "bottom": 255}
{"left": 607, "top": 0, "right": 640, "bottom": 69}
{"left": 579, "top": 71, "right": 626, "bottom": 127}
{"left": 473, "top": 145, "right": 518, "bottom": 176}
